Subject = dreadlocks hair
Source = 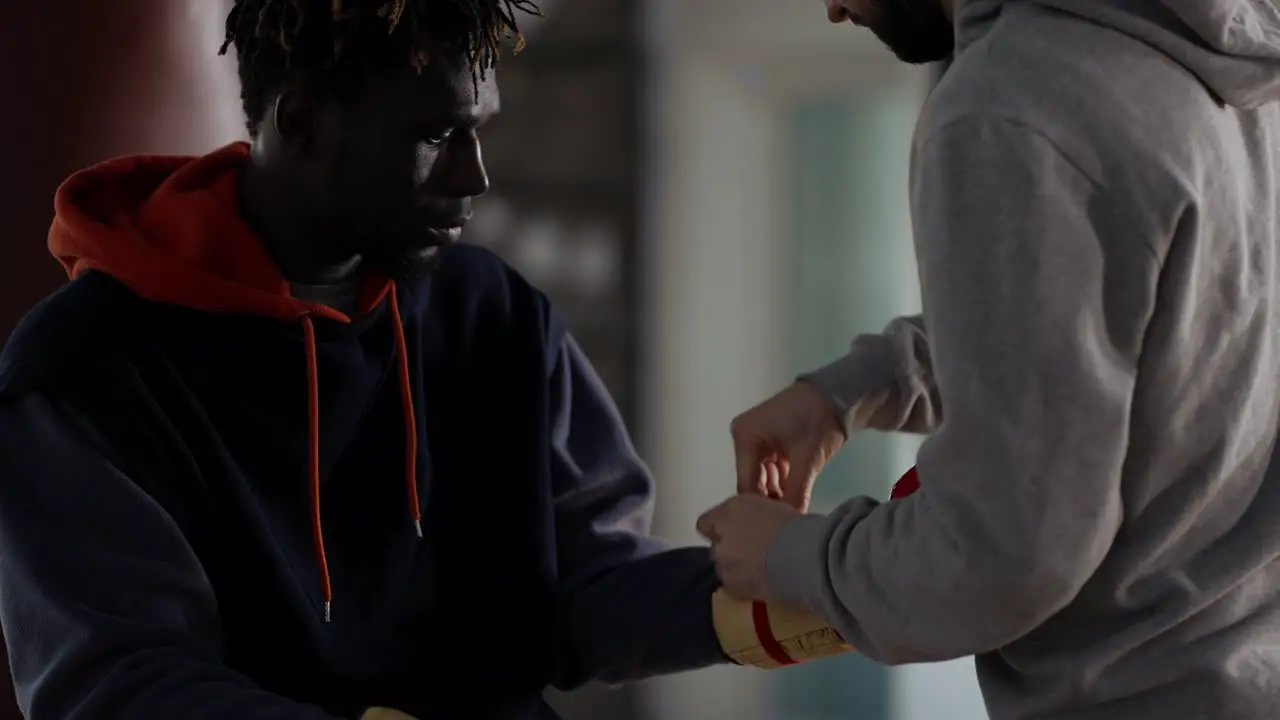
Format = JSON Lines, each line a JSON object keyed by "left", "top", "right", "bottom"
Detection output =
{"left": 220, "top": 0, "right": 541, "bottom": 135}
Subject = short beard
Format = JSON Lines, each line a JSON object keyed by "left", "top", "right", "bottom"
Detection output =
{"left": 366, "top": 240, "right": 449, "bottom": 286}
{"left": 868, "top": 0, "right": 955, "bottom": 65}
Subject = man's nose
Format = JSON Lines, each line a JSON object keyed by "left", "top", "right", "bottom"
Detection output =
{"left": 824, "top": 0, "right": 850, "bottom": 23}
{"left": 441, "top": 134, "right": 490, "bottom": 199}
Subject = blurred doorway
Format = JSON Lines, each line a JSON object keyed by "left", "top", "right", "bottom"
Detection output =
{"left": 640, "top": 1, "right": 983, "bottom": 718}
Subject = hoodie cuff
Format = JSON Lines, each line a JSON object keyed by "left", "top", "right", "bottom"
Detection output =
{"left": 799, "top": 342, "right": 894, "bottom": 437}
{"left": 764, "top": 514, "right": 830, "bottom": 610}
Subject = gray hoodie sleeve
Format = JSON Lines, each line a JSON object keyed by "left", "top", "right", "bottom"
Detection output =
{"left": 764, "top": 116, "right": 1159, "bottom": 664}
{"left": 801, "top": 315, "right": 941, "bottom": 436}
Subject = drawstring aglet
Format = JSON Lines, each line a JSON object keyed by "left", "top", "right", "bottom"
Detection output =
{"left": 414, "top": 518, "right": 423, "bottom": 538}
{"left": 323, "top": 600, "right": 332, "bottom": 623}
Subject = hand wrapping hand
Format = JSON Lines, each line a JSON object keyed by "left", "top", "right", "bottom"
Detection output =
{"left": 730, "top": 381, "right": 845, "bottom": 512}
{"left": 697, "top": 495, "right": 802, "bottom": 601}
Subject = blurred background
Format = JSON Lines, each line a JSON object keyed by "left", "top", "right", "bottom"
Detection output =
{"left": 0, "top": 0, "right": 984, "bottom": 718}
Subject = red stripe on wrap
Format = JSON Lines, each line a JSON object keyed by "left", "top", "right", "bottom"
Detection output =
{"left": 890, "top": 465, "right": 920, "bottom": 500}
{"left": 751, "top": 601, "right": 797, "bottom": 666}
{"left": 744, "top": 466, "right": 917, "bottom": 667}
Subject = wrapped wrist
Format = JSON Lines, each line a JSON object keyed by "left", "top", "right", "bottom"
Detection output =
{"left": 710, "top": 588, "right": 853, "bottom": 669}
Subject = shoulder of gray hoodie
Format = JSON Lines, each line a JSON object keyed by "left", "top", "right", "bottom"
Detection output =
{"left": 774, "top": 1, "right": 1280, "bottom": 718}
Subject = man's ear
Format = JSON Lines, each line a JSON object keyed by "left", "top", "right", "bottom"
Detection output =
{"left": 271, "top": 86, "right": 322, "bottom": 155}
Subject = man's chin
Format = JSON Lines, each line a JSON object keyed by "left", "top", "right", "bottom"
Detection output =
{"left": 871, "top": 26, "right": 954, "bottom": 64}
{"left": 365, "top": 225, "right": 466, "bottom": 284}
{"left": 889, "top": 42, "right": 954, "bottom": 65}
{"left": 382, "top": 245, "right": 449, "bottom": 284}
{"left": 355, "top": 241, "right": 443, "bottom": 285}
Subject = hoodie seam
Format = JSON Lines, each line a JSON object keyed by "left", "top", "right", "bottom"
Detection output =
{"left": 917, "top": 115, "right": 1163, "bottom": 265}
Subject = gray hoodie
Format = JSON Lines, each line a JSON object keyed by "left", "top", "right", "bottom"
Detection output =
{"left": 769, "top": 1, "right": 1280, "bottom": 718}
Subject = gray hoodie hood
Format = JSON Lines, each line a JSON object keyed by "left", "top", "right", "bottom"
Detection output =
{"left": 958, "top": 0, "right": 1280, "bottom": 108}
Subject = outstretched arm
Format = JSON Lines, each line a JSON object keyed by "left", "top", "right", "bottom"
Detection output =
{"left": 545, "top": 335, "right": 727, "bottom": 689}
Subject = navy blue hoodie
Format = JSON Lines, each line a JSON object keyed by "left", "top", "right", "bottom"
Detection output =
{"left": 0, "top": 144, "right": 725, "bottom": 719}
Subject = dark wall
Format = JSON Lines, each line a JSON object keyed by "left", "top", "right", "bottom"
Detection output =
{"left": 475, "top": 0, "right": 643, "bottom": 423}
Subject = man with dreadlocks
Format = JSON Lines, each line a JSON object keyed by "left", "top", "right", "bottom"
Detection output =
{"left": 0, "top": 2, "right": 742, "bottom": 718}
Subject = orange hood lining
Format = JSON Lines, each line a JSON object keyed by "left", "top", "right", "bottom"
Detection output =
{"left": 49, "top": 142, "right": 423, "bottom": 621}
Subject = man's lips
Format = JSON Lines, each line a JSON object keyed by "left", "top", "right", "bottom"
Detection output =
{"left": 422, "top": 224, "right": 464, "bottom": 241}
{"left": 414, "top": 205, "right": 470, "bottom": 245}
{"left": 417, "top": 223, "right": 465, "bottom": 249}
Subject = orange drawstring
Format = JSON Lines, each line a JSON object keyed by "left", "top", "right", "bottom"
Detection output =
{"left": 301, "top": 316, "right": 332, "bottom": 622}
{"left": 388, "top": 289, "right": 422, "bottom": 537}
{"left": 302, "top": 282, "right": 420, "bottom": 624}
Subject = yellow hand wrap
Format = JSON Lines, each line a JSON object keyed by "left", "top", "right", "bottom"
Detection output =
{"left": 711, "top": 588, "right": 853, "bottom": 669}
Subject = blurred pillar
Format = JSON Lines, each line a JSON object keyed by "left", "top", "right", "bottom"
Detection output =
{"left": 0, "top": 0, "right": 243, "bottom": 340}
{"left": 0, "top": 2, "right": 241, "bottom": 716}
